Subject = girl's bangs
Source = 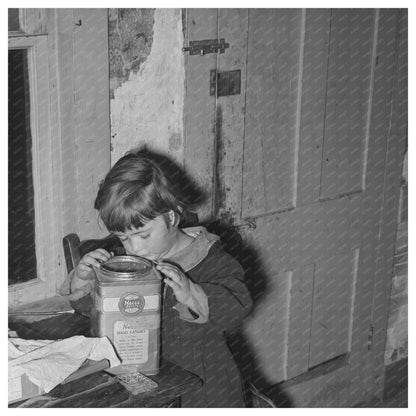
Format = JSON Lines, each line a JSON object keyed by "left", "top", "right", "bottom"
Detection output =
{"left": 106, "top": 202, "right": 149, "bottom": 232}
{"left": 104, "top": 189, "right": 165, "bottom": 232}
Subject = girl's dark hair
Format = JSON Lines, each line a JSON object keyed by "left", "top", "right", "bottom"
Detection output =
{"left": 94, "top": 149, "right": 196, "bottom": 232}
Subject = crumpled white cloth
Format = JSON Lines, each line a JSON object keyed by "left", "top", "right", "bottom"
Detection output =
{"left": 8, "top": 335, "right": 121, "bottom": 393}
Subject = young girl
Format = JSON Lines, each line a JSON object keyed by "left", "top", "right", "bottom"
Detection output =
{"left": 61, "top": 149, "right": 253, "bottom": 407}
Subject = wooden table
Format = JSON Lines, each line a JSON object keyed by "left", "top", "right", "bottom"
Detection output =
{"left": 8, "top": 313, "right": 202, "bottom": 408}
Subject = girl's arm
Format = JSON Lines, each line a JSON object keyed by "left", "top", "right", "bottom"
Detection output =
{"left": 60, "top": 248, "right": 112, "bottom": 300}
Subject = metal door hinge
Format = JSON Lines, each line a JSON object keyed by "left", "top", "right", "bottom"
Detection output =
{"left": 182, "top": 38, "right": 229, "bottom": 56}
{"left": 368, "top": 324, "right": 374, "bottom": 350}
{"left": 233, "top": 219, "right": 257, "bottom": 231}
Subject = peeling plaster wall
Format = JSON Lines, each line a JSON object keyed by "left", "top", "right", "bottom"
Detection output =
{"left": 108, "top": 9, "right": 154, "bottom": 98}
{"left": 110, "top": 8, "right": 185, "bottom": 166}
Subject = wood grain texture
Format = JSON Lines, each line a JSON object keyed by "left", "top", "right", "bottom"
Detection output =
{"left": 320, "top": 9, "right": 375, "bottom": 200}
{"left": 297, "top": 10, "right": 331, "bottom": 206}
{"left": 216, "top": 8, "right": 248, "bottom": 222}
{"left": 72, "top": 9, "right": 111, "bottom": 239}
{"left": 242, "top": 9, "right": 303, "bottom": 217}
{"left": 183, "top": 9, "right": 218, "bottom": 221}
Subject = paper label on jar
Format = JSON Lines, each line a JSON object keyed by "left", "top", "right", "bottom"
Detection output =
{"left": 113, "top": 321, "right": 149, "bottom": 364}
{"left": 102, "top": 294, "right": 160, "bottom": 313}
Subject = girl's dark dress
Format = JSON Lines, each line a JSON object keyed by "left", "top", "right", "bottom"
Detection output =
{"left": 162, "top": 228, "right": 252, "bottom": 407}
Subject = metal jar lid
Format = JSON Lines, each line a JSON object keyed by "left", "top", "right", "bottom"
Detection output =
{"left": 99, "top": 255, "right": 153, "bottom": 281}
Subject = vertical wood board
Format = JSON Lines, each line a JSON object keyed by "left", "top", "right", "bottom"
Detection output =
{"left": 216, "top": 9, "right": 248, "bottom": 222}
{"left": 297, "top": 10, "right": 331, "bottom": 205}
{"left": 286, "top": 263, "right": 315, "bottom": 378}
{"left": 19, "top": 8, "right": 49, "bottom": 35}
{"left": 73, "top": 9, "right": 111, "bottom": 238}
{"left": 308, "top": 250, "right": 358, "bottom": 368}
{"left": 45, "top": 9, "right": 66, "bottom": 289}
{"left": 183, "top": 9, "right": 218, "bottom": 221}
{"left": 320, "top": 10, "right": 375, "bottom": 200}
{"left": 56, "top": 9, "right": 78, "bottom": 236}
{"left": 242, "top": 9, "right": 303, "bottom": 218}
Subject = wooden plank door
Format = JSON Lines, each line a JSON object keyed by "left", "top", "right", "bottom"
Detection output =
{"left": 184, "top": 8, "right": 406, "bottom": 406}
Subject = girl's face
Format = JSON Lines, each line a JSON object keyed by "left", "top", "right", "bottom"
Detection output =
{"left": 113, "top": 214, "right": 177, "bottom": 261}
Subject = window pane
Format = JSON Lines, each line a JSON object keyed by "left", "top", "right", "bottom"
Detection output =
{"left": 9, "top": 49, "right": 37, "bottom": 285}
{"left": 8, "top": 9, "right": 20, "bottom": 31}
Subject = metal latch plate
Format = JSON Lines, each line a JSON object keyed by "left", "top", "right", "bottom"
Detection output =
{"left": 183, "top": 38, "right": 229, "bottom": 56}
{"left": 210, "top": 69, "right": 241, "bottom": 97}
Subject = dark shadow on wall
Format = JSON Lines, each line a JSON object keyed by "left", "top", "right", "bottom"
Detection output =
{"left": 202, "top": 219, "right": 294, "bottom": 408}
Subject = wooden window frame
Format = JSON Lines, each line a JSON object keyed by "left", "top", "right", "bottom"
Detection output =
{"left": 8, "top": 34, "right": 60, "bottom": 307}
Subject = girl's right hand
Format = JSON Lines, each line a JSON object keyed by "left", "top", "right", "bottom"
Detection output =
{"left": 76, "top": 248, "right": 113, "bottom": 280}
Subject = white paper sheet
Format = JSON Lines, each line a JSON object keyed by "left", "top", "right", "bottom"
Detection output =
{"left": 8, "top": 335, "right": 121, "bottom": 393}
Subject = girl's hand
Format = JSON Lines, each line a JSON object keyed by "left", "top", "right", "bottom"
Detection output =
{"left": 156, "top": 262, "right": 191, "bottom": 304}
{"left": 76, "top": 248, "right": 113, "bottom": 280}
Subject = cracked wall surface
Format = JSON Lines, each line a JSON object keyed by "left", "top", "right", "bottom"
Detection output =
{"left": 109, "top": 8, "right": 185, "bottom": 166}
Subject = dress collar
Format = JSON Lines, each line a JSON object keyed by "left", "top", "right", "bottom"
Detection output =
{"left": 164, "top": 226, "right": 219, "bottom": 272}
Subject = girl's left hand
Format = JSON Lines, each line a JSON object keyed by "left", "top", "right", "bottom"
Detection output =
{"left": 156, "top": 262, "right": 191, "bottom": 304}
